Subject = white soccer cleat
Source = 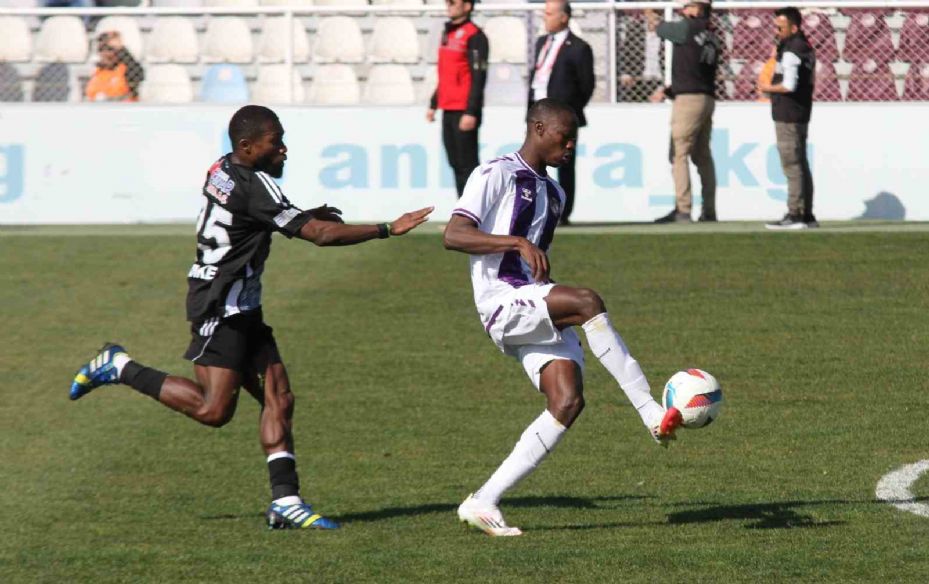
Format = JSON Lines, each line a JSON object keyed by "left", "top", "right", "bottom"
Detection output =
{"left": 457, "top": 494, "right": 523, "bottom": 537}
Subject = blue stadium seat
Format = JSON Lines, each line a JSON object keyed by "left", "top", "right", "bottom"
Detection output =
{"left": 200, "top": 64, "right": 250, "bottom": 103}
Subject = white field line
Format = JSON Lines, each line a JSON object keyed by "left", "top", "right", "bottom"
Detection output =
{"left": 875, "top": 460, "right": 929, "bottom": 518}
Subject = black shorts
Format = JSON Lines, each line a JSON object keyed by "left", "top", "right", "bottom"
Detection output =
{"left": 183, "top": 309, "right": 282, "bottom": 373}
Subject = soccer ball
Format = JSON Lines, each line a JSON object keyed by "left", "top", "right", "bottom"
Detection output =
{"left": 662, "top": 369, "right": 723, "bottom": 429}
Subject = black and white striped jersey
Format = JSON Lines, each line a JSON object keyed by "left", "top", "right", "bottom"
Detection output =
{"left": 185, "top": 154, "right": 313, "bottom": 323}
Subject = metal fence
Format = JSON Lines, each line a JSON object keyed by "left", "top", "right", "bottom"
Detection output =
{"left": 0, "top": 1, "right": 927, "bottom": 104}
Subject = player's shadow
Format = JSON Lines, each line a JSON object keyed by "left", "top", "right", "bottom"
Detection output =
{"left": 667, "top": 500, "right": 849, "bottom": 529}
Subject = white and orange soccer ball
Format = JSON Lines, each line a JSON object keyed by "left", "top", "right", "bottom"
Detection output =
{"left": 662, "top": 369, "right": 723, "bottom": 429}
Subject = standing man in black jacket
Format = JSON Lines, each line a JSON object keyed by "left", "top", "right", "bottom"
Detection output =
{"left": 528, "top": 0, "right": 595, "bottom": 225}
{"left": 427, "top": 0, "right": 489, "bottom": 199}
{"left": 651, "top": 0, "right": 720, "bottom": 224}
{"left": 759, "top": 7, "right": 817, "bottom": 230}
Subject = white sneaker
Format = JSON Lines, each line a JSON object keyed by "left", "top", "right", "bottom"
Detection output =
{"left": 457, "top": 494, "right": 523, "bottom": 537}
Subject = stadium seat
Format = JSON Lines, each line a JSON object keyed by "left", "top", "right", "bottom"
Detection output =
{"left": 313, "top": 17, "right": 365, "bottom": 64}
{"left": 314, "top": 0, "right": 367, "bottom": 6}
{"left": 35, "top": 16, "right": 88, "bottom": 63}
{"left": 0, "top": 0, "right": 38, "bottom": 6}
{"left": 203, "top": 17, "right": 254, "bottom": 63}
{"left": 258, "top": 17, "right": 310, "bottom": 63}
{"left": 371, "top": 0, "right": 423, "bottom": 5}
{"left": 730, "top": 13, "right": 769, "bottom": 62}
{"left": 147, "top": 17, "right": 199, "bottom": 64}
{"left": 260, "top": 0, "right": 314, "bottom": 5}
{"left": 33, "top": 62, "right": 71, "bottom": 102}
{"left": 813, "top": 60, "right": 842, "bottom": 102}
{"left": 363, "top": 64, "right": 415, "bottom": 105}
{"left": 898, "top": 12, "right": 929, "bottom": 65}
{"left": 802, "top": 12, "right": 838, "bottom": 65}
{"left": 369, "top": 17, "right": 420, "bottom": 64}
{"left": 732, "top": 60, "right": 766, "bottom": 101}
{"left": 200, "top": 63, "right": 250, "bottom": 103}
{"left": 152, "top": 0, "right": 202, "bottom": 6}
{"left": 484, "top": 16, "right": 527, "bottom": 64}
{"left": 140, "top": 64, "right": 194, "bottom": 103}
{"left": 93, "top": 16, "right": 144, "bottom": 61}
{"left": 308, "top": 64, "right": 360, "bottom": 105}
{"left": 0, "top": 62, "right": 25, "bottom": 102}
{"left": 842, "top": 11, "right": 894, "bottom": 65}
{"left": 902, "top": 62, "right": 929, "bottom": 101}
{"left": 846, "top": 59, "right": 898, "bottom": 101}
{"left": 252, "top": 64, "right": 306, "bottom": 103}
{"left": 484, "top": 63, "right": 526, "bottom": 105}
{"left": 203, "top": 0, "right": 259, "bottom": 7}
{"left": 0, "top": 17, "right": 32, "bottom": 63}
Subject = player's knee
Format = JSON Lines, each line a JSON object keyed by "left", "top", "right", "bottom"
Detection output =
{"left": 554, "top": 392, "right": 585, "bottom": 422}
{"left": 576, "top": 287, "right": 606, "bottom": 319}
{"left": 199, "top": 405, "right": 235, "bottom": 428}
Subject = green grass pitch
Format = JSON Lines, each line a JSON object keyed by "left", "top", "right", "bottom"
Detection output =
{"left": 1, "top": 225, "right": 928, "bottom": 583}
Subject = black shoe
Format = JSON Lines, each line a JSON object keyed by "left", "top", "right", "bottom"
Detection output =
{"left": 765, "top": 214, "right": 807, "bottom": 230}
{"left": 654, "top": 209, "right": 691, "bottom": 224}
{"left": 697, "top": 212, "right": 717, "bottom": 222}
{"left": 803, "top": 214, "right": 819, "bottom": 228}
{"left": 559, "top": 216, "right": 572, "bottom": 227}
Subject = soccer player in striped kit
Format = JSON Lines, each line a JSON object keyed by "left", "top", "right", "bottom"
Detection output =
{"left": 444, "top": 99, "right": 681, "bottom": 536}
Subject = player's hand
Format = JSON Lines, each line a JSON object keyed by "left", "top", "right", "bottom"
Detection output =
{"left": 390, "top": 206, "right": 434, "bottom": 236}
{"left": 309, "top": 204, "right": 344, "bottom": 223}
{"left": 517, "top": 238, "right": 550, "bottom": 283}
{"left": 459, "top": 114, "right": 477, "bottom": 132}
{"left": 426, "top": 109, "right": 436, "bottom": 123}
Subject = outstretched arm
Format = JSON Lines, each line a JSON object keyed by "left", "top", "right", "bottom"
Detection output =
{"left": 299, "top": 206, "right": 433, "bottom": 247}
{"left": 443, "top": 214, "right": 549, "bottom": 282}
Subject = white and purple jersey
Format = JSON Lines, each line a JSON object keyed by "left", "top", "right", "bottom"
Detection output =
{"left": 451, "top": 152, "right": 565, "bottom": 319}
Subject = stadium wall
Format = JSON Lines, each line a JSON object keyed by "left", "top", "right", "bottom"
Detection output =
{"left": 0, "top": 102, "right": 926, "bottom": 224}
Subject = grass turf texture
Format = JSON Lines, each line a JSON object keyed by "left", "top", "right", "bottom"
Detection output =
{"left": 2, "top": 227, "right": 928, "bottom": 583}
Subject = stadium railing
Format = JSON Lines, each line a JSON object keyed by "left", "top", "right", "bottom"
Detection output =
{"left": 0, "top": 1, "right": 927, "bottom": 105}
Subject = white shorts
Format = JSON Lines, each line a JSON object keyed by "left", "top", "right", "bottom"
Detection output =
{"left": 479, "top": 283, "right": 585, "bottom": 390}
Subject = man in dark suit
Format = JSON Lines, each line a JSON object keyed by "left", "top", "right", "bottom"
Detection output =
{"left": 528, "top": 0, "right": 594, "bottom": 225}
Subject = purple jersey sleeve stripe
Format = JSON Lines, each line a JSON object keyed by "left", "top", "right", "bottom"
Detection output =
{"left": 452, "top": 208, "right": 481, "bottom": 225}
{"left": 538, "top": 179, "right": 561, "bottom": 252}
{"left": 484, "top": 304, "right": 504, "bottom": 333}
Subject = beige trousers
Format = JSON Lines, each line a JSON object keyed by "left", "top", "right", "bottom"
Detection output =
{"left": 774, "top": 121, "right": 814, "bottom": 217}
{"left": 669, "top": 94, "right": 716, "bottom": 214}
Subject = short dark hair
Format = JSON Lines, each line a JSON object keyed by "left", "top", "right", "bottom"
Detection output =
{"left": 228, "top": 105, "right": 280, "bottom": 146}
{"left": 775, "top": 7, "right": 803, "bottom": 28}
{"left": 527, "top": 98, "right": 577, "bottom": 126}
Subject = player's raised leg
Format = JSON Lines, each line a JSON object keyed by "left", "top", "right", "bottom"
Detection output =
{"left": 254, "top": 361, "right": 339, "bottom": 530}
{"left": 544, "top": 285, "right": 681, "bottom": 444}
{"left": 459, "top": 359, "right": 581, "bottom": 536}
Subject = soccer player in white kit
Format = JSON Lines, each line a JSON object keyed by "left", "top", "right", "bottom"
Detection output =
{"left": 444, "top": 99, "right": 682, "bottom": 536}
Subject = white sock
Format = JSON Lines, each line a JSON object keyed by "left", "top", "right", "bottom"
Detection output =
{"left": 273, "top": 495, "right": 302, "bottom": 506}
{"left": 581, "top": 312, "right": 664, "bottom": 428}
{"left": 472, "top": 410, "right": 566, "bottom": 506}
{"left": 112, "top": 353, "right": 131, "bottom": 377}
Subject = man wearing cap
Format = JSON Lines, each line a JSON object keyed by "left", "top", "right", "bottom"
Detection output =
{"left": 528, "top": 0, "right": 595, "bottom": 226}
{"left": 759, "top": 6, "right": 817, "bottom": 230}
{"left": 650, "top": 0, "right": 721, "bottom": 224}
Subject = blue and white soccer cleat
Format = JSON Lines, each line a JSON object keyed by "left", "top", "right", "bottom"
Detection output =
{"left": 69, "top": 343, "right": 127, "bottom": 401}
{"left": 266, "top": 501, "right": 340, "bottom": 530}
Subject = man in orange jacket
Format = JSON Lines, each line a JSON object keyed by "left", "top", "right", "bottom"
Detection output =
{"left": 85, "top": 31, "right": 144, "bottom": 102}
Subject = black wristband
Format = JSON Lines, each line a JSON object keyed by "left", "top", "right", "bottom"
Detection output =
{"left": 377, "top": 223, "right": 391, "bottom": 239}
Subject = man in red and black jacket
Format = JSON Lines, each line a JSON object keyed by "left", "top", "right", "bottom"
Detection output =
{"left": 427, "top": 0, "right": 489, "bottom": 198}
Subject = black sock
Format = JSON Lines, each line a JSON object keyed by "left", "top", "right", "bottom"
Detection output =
{"left": 119, "top": 361, "right": 167, "bottom": 401}
{"left": 268, "top": 455, "right": 300, "bottom": 500}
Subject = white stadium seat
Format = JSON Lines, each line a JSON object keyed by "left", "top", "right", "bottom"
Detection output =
{"left": 309, "top": 64, "right": 360, "bottom": 105}
{"left": 369, "top": 17, "right": 420, "bottom": 64}
{"left": 371, "top": 0, "right": 424, "bottom": 5}
{"left": 260, "top": 0, "right": 315, "bottom": 5}
{"left": 363, "top": 64, "right": 416, "bottom": 105}
{"left": 314, "top": 0, "right": 367, "bottom": 5}
{"left": 203, "top": 17, "right": 254, "bottom": 63}
{"left": 313, "top": 17, "right": 365, "bottom": 63}
{"left": 140, "top": 64, "right": 193, "bottom": 103}
{"left": 485, "top": 63, "right": 526, "bottom": 105}
{"left": 252, "top": 64, "right": 306, "bottom": 103}
{"left": 0, "top": 17, "right": 32, "bottom": 63}
{"left": 484, "top": 16, "right": 528, "bottom": 64}
{"left": 35, "top": 16, "right": 88, "bottom": 63}
{"left": 203, "top": 0, "right": 259, "bottom": 7}
{"left": 147, "top": 17, "right": 199, "bottom": 63}
{"left": 258, "top": 17, "right": 310, "bottom": 63}
{"left": 152, "top": 0, "right": 203, "bottom": 6}
{"left": 93, "top": 16, "right": 144, "bottom": 61}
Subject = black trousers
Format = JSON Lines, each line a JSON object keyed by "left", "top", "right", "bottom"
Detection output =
{"left": 442, "top": 110, "right": 480, "bottom": 198}
{"left": 557, "top": 150, "right": 576, "bottom": 223}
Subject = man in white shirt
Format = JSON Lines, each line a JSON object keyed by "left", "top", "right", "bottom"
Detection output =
{"left": 527, "top": 0, "right": 595, "bottom": 226}
{"left": 444, "top": 99, "right": 681, "bottom": 537}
